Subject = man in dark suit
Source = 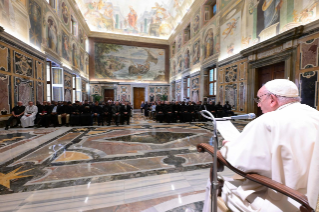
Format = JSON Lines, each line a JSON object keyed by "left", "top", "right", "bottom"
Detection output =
{"left": 49, "top": 101, "right": 59, "bottom": 127}
{"left": 5, "top": 101, "right": 25, "bottom": 130}
{"left": 81, "top": 100, "right": 92, "bottom": 126}
{"left": 36, "top": 101, "right": 52, "bottom": 128}
{"left": 156, "top": 101, "right": 165, "bottom": 123}
{"left": 91, "top": 101, "right": 103, "bottom": 125}
{"left": 223, "top": 101, "right": 234, "bottom": 117}
{"left": 206, "top": 101, "right": 217, "bottom": 118}
{"left": 121, "top": 101, "right": 132, "bottom": 125}
{"left": 57, "top": 101, "right": 72, "bottom": 126}
{"left": 102, "top": 102, "right": 112, "bottom": 126}
{"left": 112, "top": 101, "right": 122, "bottom": 126}
{"left": 164, "top": 101, "right": 174, "bottom": 123}
{"left": 70, "top": 101, "right": 81, "bottom": 126}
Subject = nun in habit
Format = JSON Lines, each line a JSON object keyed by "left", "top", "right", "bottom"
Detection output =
{"left": 203, "top": 79, "right": 319, "bottom": 212}
{"left": 20, "top": 101, "right": 38, "bottom": 128}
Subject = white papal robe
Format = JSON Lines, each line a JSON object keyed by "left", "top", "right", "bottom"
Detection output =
{"left": 20, "top": 105, "right": 38, "bottom": 128}
{"left": 203, "top": 102, "right": 319, "bottom": 212}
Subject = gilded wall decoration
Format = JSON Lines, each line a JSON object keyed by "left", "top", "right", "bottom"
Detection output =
{"left": 300, "top": 39, "right": 319, "bottom": 69}
{"left": 0, "top": 74, "right": 10, "bottom": 114}
{"left": 15, "top": 77, "right": 34, "bottom": 106}
{"left": 300, "top": 71, "right": 318, "bottom": 108}
{"left": 14, "top": 52, "right": 33, "bottom": 77}
{"left": 225, "top": 65, "right": 237, "bottom": 82}
{"left": 0, "top": 45, "right": 9, "bottom": 72}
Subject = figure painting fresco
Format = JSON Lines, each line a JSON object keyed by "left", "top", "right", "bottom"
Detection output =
{"left": 177, "top": 55, "right": 183, "bottom": 73}
{"left": 94, "top": 43, "right": 166, "bottom": 81}
{"left": 204, "top": 29, "right": 214, "bottom": 59}
{"left": 192, "top": 40, "right": 200, "bottom": 65}
{"left": 192, "top": 11, "right": 200, "bottom": 36}
{"left": 29, "top": 0, "right": 42, "bottom": 48}
{"left": 76, "top": 0, "right": 185, "bottom": 38}
{"left": 184, "top": 49, "right": 190, "bottom": 69}
{"left": 62, "top": 30, "right": 70, "bottom": 61}
{"left": 72, "top": 44, "right": 79, "bottom": 68}
{"left": 61, "top": 1, "right": 69, "bottom": 25}
{"left": 47, "top": 17, "right": 58, "bottom": 53}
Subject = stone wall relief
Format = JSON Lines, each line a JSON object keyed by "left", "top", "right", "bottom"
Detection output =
{"left": 225, "top": 84, "right": 237, "bottom": 110}
{"left": 225, "top": 65, "right": 237, "bottom": 82}
{"left": 299, "top": 70, "right": 318, "bottom": 109}
{"left": 36, "top": 81, "right": 44, "bottom": 103}
{"left": 36, "top": 61, "right": 44, "bottom": 80}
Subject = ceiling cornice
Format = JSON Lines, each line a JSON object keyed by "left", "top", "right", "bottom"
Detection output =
{"left": 89, "top": 31, "right": 169, "bottom": 45}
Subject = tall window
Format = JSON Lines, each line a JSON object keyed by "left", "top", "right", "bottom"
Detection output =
{"left": 72, "top": 75, "right": 76, "bottom": 102}
{"left": 46, "top": 61, "right": 52, "bottom": 102}
{"left": 76, "top": 77, "right": 82, "bottom": 102}
{"left": 52, "top": 68, "right": 64, "bottom": 101}
{"left": 204, "top": 0, "right": 217, "bottom": 22}
{"left": 209, "top": 67, "right": 217, "bottom": 96}
{"left": 187, "top": 77, "right": 190, "bottom": 98}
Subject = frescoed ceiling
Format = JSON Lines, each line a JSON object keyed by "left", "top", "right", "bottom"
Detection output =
{"left": 76, "top": 0, "right": 193, "bottom": 39}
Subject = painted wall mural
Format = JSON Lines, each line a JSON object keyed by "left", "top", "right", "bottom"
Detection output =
{"left": 64, "top": 72, "right": 73, "bottom": 102}
{"left": 93, "top": 43, "right": 166, "bottom": 81}
{"left": 192, "top": 9, "right": 200, "bottom": 37}
{"left": 61, "top": 1, "right": 70, "bottom": 25}
{"left": 47, "top": 17, "right": 59, "bottom": 53}
{"left": 14, "top": 77, "right": 34, "bottom": 106}
{"left": 190, "top": 75, "right": 200, "bottom": 102}
{"left": 62, "top": 30, "right": 71, "bottom": 61}
{"left": 76, "top": 0, "right": 192, "bottom": 38}
{"left": 192, "top": 39, "right": 200, "bottom": 65}
{"left": 203, "top": 28, "right": 214, "bottom": 59}
{"left": 29, "top": 0, "right": 43, "bottom": 48}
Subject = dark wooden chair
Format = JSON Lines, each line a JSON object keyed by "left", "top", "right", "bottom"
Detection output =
{"left": 197, "top": 143, "right": 317, "bottom": 212}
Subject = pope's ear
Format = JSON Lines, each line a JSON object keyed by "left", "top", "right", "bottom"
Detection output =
{"left": 269, "top": 94, "right": 278, "bottom": 107}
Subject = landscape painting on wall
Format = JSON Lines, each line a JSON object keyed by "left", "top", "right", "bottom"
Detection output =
{"left": 94, "top": 43, "right": 166, "bottom": 82}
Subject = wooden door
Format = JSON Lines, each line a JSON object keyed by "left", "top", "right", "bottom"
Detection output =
{"left": 104, "top": 89, "right": 114, "bottom": 102}
{"left": 256, "top": 62, "right": 285, "bottom": 116}
{"left": 133, "top": 87, "right": 145, "bottom": 109}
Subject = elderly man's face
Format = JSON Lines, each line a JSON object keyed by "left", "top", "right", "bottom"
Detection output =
{"left": 18, "top": 102, "right": 23, "bottom": 106}
{"left": 29, "top": 102, "right": 33, "bottom": 106}
{"left": 257, "top": 86, "right": 277, "bottom": 114}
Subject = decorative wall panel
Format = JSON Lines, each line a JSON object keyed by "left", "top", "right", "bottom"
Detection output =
{"left": 36, "top": 61, "right": 44, "bottom": 80}
{"left": 225, "top": 84, "right": 237, "bottom": 110}
{"left": 300, "top": 39, "right": 319, "bottom": 69}
{"left": 239, "top": 82, "right": 245, "bottom": 111}
{"left": 148, "top": 86, "right": 169, "bottom": 102}
{"left": 14, "top": 52, "right": 33, "bottom": 77}
{"left": 15, "top": 77, "right": 34, "bottom": 106}
{"left": 0, "top": 45, "right": 10, "bottom": 72}
{"left": 0, "top": 74, "right": 11, "bottom": 114}
{"left": 64, "top": 72, "right": 72, "bottom": 102}
{"left": 36, "top": 81, "right": 44, "bottom": 103}
{"left": 190, "top": 75, "right": 200, "bottom": 102}
{"left": 300, "top": 71, "right": 318, "bottom": 108}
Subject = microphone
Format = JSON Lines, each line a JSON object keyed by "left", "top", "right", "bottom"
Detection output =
{"left": 220, "top": 113, "right": 256, "bottom": 120}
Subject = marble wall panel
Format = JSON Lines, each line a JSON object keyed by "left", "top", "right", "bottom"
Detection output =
{"left": 239, "top": 82, "right": 245, "bottom": 111}
{"left": 219, "top": 85, "right": 223, "bottom": 104}
{"left": 117, "top": 85, "right": 131, "bottom": 102}
{"left": 225, "top": 84, "right": 237, "bottom": 110}
{"left": 300, "top": 71, "right": 318, "bottom": 108}
{"left": 14, "top": 77, "right": 34, "bottom": 106}
{"left": 0, "top": 44, "right": 10, "bottom": 72}
{"left": 14, "top": 52, "right": 33, "bottom": 77}
{"left": 238, "top": 61, "right": 246, "bottom": 80}
{"left": 36, "top": 81, "right": 44, "bottom": 103}
{"left": 300, "top": 39, "right": 319, "bottom": 69}
{"left": 35, "top": 61, "right": 44, "bottom": 80}
{"left": 64, "top": 72, "right": 72, "bottom": 101}
{"left": 149, "top": 86, "right": 169, "bottom": 102}
{"left": 0, "top": 74, "right": 11, "bottom": 114}
{"left": 225, "top": 65, "right": 237, "bottom": 82}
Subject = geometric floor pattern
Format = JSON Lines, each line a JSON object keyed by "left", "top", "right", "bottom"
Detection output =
{"left": 0, "top": 112, "right": 250, "bottom": 212}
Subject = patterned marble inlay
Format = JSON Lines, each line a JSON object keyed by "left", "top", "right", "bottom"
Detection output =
{"left": 0, "top": 133, "right": 36, "bottom": 148}
{"left": 106, "top": 132, "right": 196, "bottom": 144}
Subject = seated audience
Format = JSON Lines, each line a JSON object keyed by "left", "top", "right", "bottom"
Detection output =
{"left": 5, "top": 101, "right": 25, "bottom": 130}
{"left": 20, "top": 101, "right": 38, "bottom": 128}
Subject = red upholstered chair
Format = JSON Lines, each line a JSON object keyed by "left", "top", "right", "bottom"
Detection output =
{"left": 197, "top": 143, "right": 318, "bottom": 212}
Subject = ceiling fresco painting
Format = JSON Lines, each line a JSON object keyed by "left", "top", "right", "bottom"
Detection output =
{"left": 76, "top": 0, "right": 190, "bottom": 38}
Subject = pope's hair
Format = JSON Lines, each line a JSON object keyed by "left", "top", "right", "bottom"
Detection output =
{"left": 271, "top": 93, "right": 301, "bottom": 105}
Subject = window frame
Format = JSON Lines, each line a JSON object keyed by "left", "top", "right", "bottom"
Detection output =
{"left": 208, "top": 67, "right": 217, "bottom": 97}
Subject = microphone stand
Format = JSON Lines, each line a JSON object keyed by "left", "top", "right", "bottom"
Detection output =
{"left": 200, "top": 109, "right": 219, "bottom": 212}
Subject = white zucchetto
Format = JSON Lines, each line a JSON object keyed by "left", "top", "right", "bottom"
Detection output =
{"left": 264, "top": 79, "right": 299, "bottom": 97}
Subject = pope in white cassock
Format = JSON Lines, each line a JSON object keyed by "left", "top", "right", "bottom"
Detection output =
{"left": 20, "top": 101, "right": 38, "bottom": 128}
{"left": 203, "top": 79, "right": 319, "bottom": 212}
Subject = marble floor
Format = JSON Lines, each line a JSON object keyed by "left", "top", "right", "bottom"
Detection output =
{"left": 0, "top": 112, "right": 249, "bottom": 212}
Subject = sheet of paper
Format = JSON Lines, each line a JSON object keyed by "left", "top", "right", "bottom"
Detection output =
{"left": 216, "top": 120, "right": 240, "bottom": 142}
